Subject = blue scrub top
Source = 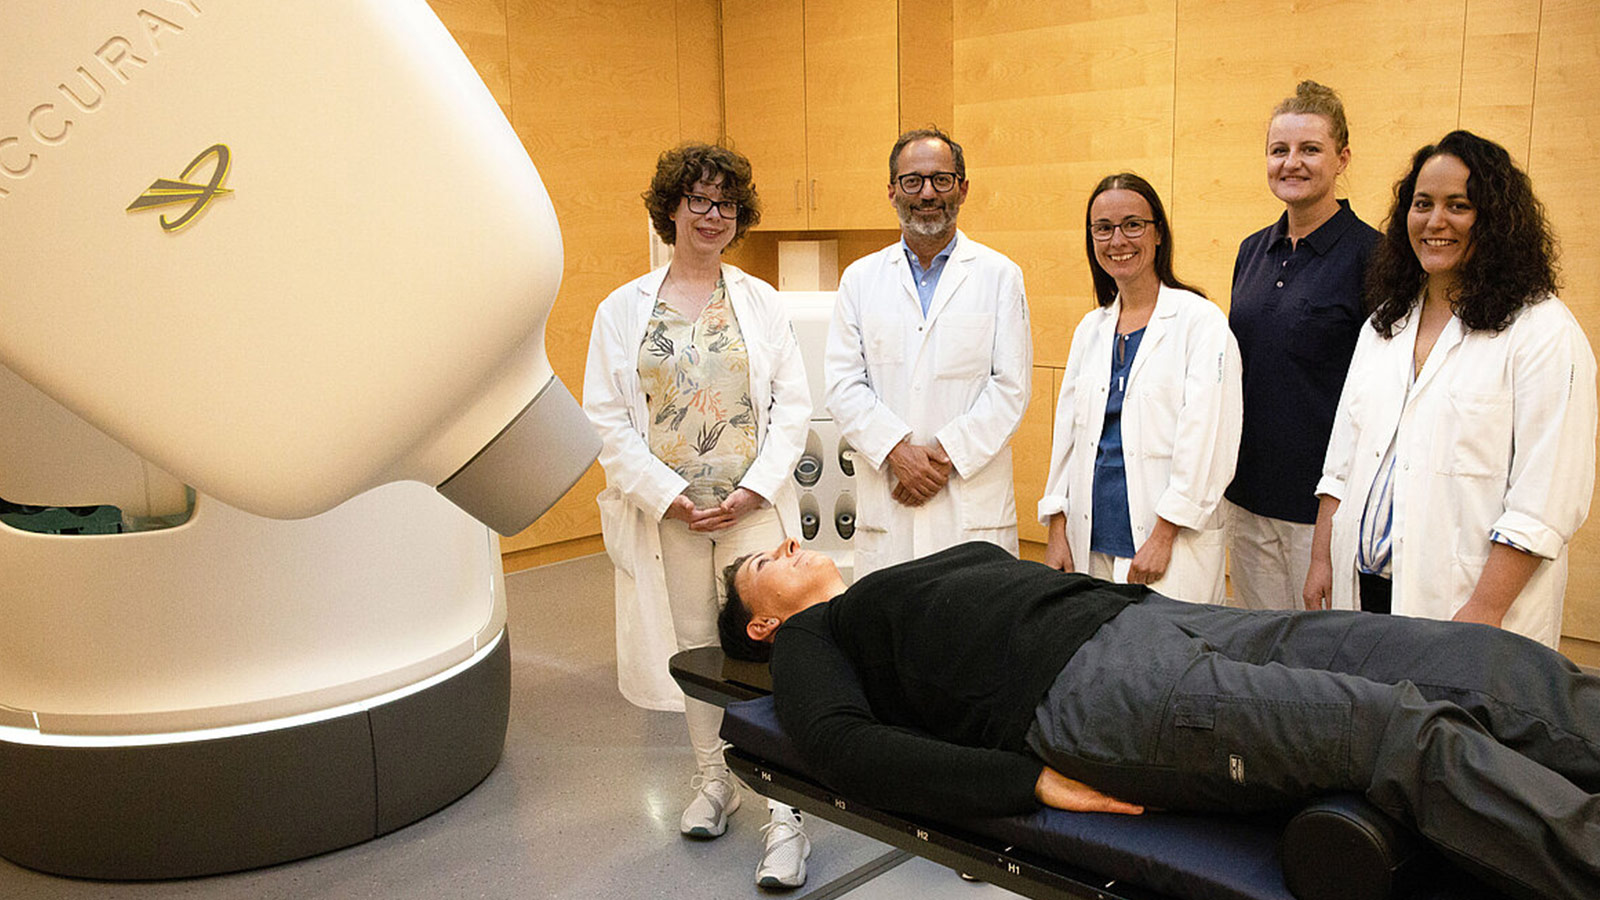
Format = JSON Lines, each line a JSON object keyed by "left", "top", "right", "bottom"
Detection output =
{"left": 1090, "top": 326, "right": 1145, "bottom": 558}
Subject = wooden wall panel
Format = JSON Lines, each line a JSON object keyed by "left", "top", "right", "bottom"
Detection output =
{"left": 1459, "top": 0, "right": 1541, "bottom": 160}
{"left": 723, "top": 0, "right": 809, "bottom": 229}
{"left": 1530, "top": 0, "right": 1600, "bottom": 651}
{"left": 805, "top": 0, "right": 902, "bottom": 228}
{"left": 1171, "top": 0, "right": 1470, "bottom": 313}
{"left": 1013, "top": 366, "right": 1057, "bottom": 544}
{"left": 899, "top": 0, "right": 955, "bottom": 131}
{"left": 954, "top": 0, "right": 1177, "bottom": 368}
{"left": 1019, "top": 364, "right": 1064, "bottom": 560}
{"left": 676, "top": 0, "right": 724, "bottom": 142}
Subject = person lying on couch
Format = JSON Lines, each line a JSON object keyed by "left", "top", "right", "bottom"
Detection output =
{"left": 719, "top": 539, "right": 1600, "bottom": 900}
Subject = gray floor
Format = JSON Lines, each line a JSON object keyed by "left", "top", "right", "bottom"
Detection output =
{"left": 0, "top": 553, "right": 1021, "bottom": 900}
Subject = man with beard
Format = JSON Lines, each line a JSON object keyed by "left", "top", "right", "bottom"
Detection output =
{"left": 823, "top": 128, "right": 1032, "bottom": 577}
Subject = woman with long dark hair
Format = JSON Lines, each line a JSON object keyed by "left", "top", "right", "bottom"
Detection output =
{"left": 1038, "top": 173, "right": 1242, "bottom": 603}
{"left": 1305, "top": 131, "right": 1596, "bottom": 648}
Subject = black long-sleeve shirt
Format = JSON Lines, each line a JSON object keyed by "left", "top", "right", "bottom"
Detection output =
{"left": 769, "top": 542, "right": 1143, "bottom": 821}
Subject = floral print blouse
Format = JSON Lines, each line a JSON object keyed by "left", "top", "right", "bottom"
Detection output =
{"left": 639, "top": 280, "right": 758, "bottom": 508}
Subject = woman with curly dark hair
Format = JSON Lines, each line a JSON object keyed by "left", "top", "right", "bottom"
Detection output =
{"left": 583, "top": 143, "right": 815, "bottom": 885}
{"left": 1304, "top": 130, "right": 1596, "bottom": 648}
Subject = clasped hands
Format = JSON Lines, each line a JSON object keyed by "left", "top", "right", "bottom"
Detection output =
{"left": 887, "top": 438, "right": 951, "bottom": 507}
{"left": 664, "top": 486, "right": 766, "bottom": 532}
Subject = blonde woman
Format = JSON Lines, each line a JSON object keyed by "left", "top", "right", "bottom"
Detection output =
{"left": 1224, "top": 81, "right": 1379, "bottom": 610}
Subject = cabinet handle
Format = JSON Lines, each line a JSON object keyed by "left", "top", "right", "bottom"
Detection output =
{"left": 794, "top": 179, "right": 802, "bottom": 212}
{"left": 809, "top": 178, "right": 817, "bottom": 211}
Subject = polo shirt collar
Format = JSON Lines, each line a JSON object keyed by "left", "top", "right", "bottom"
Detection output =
{"left": 1274, "top": 199, "right": 1359, "bottom": 256}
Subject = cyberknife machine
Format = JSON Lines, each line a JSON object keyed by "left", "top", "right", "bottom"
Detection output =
{"left": 0, "top": 1, "right": 597, "bottom": 878}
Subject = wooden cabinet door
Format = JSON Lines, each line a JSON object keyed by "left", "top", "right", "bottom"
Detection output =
{"left": 803, "top": 0, "right": 900, "bottom": 230}
{"left": 722, "top": 0, "right": 809, "bottom": 229}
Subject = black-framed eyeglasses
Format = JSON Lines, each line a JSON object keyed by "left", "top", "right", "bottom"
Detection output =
{"left": 894, "top": 171, "right": 961, "bottom": 194}
{"left": 1089, "top": 218, "right": 1152, "bottom": 241}
{"left": 684, "top": 193, "right": 739, "bottom": 217}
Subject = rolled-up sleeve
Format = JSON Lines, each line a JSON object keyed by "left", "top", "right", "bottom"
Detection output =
{"left": 1491, "top": 302, "right": 1597, "bottom": 559}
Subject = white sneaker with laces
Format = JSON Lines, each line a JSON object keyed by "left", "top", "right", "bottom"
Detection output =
{"left": 755, "top": 806, "right": 811, "bottom": 888}
{"left": 680, "top": 768, "right": 740, "bottom": 837}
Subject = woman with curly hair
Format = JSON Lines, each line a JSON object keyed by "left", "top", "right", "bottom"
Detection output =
{"left": 583, "top": 143, "right": 815, "bottom": 885}
{"left": 1304, "top": 130, "right": 1597, "bottom": 648}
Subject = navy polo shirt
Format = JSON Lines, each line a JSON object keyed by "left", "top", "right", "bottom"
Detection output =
{"left": 1225, "top": 200, "right": 1379, "bottom": 523}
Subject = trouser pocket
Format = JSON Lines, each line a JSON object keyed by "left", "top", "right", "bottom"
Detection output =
{"left": 1164, "top": 686, "right": 1355, "bottom": 811}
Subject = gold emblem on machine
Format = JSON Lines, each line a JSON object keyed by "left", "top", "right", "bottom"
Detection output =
{"left": 127, "top": 143, "right": 232, "bottom": 231}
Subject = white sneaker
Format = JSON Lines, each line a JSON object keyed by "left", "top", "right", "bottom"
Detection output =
{"left": 680, "top": 769, "right": 740, "bottom": 837}
{"left": 755, "top": 806, "right": 811, "bottom": 889}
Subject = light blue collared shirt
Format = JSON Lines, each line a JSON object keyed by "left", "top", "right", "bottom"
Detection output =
{"left": 902, "top": 234, "right": 958, "bottom": 316}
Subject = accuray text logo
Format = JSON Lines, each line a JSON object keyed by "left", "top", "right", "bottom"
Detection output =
{"left": 0, "top": 1, "right": 203, "bottom": 200}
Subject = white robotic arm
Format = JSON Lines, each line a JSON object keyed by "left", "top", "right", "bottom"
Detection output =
{"left": 1, "top": 0, "right": 595, "bottom": 535}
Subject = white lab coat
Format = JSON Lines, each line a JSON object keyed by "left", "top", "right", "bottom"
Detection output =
{"left": 1039, "top": 286, "right": 1243, "bottom": 604}
{"left": 1317, "top": 296, "right": 1597, "bottom": 647}
{"left": 824, "top": 231, "right": 1032, "bottom": 576}
{"left": 583, "top": 264, "right": 811, "bottom": 710}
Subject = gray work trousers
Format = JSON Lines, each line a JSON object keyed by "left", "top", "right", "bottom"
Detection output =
{"left": 1024, "top": 595, "right": 1600, "bottom": 900}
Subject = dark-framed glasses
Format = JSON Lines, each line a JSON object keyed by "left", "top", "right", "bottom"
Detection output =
{"left": 1090, "top": 218, "right": 1152, "bottom": 241}
{"left": 894, "top": 171, "right": 961, "bottom": 194}
{"left": 684, "top": 193, "right": 740, "bottom": 217}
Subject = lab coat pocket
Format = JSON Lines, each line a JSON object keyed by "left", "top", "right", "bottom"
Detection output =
{"left": 864, "top": 315, "right": 905, "bottom": 365}
{"left": 1134, "top": 376, "right": 1182, "bottom": 460}
{"left": 1436, "top": 390, "right": 1512, "bottom": 478}
{"left": 935, "top": 313, "right": 994, "bottom": 380}
{"left": 854, "top": 476, "right": 892, "bottom": 534}
{"left": 596, "top": 487, "right": 636, "bottom": 578}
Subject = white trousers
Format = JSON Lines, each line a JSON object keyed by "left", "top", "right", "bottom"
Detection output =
{"left": 658, "top": 509, "right": 785, "bottom": 774}
{"left": 1086, "top": 551, "right": 1131, "bottom": 583}
{"left": 1225, "top": 500, "right": 1314, "bottom": 611}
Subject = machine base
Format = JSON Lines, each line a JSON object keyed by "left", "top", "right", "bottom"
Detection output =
{"left": 0, "top": 632, "right": 510, "bottom": 880}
